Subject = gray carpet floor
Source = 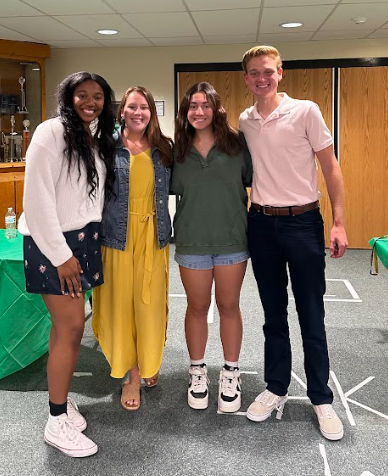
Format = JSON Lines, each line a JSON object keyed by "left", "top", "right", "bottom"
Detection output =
{"left": 0, "top": 247, "right": 387, "bottom": 476}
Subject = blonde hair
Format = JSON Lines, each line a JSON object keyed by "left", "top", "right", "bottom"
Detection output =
{"left": 242, "top": 45, "right": 282, "bottom": 72}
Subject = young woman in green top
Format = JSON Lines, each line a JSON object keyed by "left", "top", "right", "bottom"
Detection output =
{"left": 171, "top": 82, "right": 252, "bottom": 413}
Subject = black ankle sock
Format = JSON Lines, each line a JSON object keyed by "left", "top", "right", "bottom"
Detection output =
{"left": 49, "top": 400, "right": 67, "bottom": 417}
{"left": 224, "top": 364, "right": 239, "bottom": 371}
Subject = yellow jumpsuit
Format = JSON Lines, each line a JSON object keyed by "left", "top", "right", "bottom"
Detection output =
{"left": 92, "top": 149, "right": 169, "bottom": 379}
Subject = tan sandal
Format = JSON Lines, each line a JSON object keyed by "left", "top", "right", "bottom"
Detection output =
{"left": 121, "top": 381, "right": 140, "bottom": 411}
{"left": 143, "top": 372, "right": 160, "bottom": 388}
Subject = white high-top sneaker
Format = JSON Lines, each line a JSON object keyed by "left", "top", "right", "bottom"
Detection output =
{"left": 188, "top": 365, "right": 210, "bottom": 410}
{"left": 218, "top": 367, "right": 242, "bottom": 413}
{"left": 67, "top": 397, "right": 87, "bottom": 432}
{"left": 44, "top": 413, "right": 98, "bottom": 457}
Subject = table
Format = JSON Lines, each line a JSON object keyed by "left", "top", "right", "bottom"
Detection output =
{"left": 369, "top": 236, "right": 388, "bottom": 274}
{"left": 0, "top": 230, "right": 93, "bottom": 379}
{"left": 0, "top": 229, "right": 51, "bottom": 379}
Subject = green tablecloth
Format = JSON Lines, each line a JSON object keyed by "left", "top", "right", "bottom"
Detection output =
{"left": 369, "top": 236, "right": 388, "bottom": 273}
{"left": 0, "top": 229, "right": 51, "bottom": 379}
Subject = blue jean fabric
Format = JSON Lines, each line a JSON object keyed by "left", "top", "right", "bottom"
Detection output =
{"left": 248, "top": 206, "right": 333, "bottom": 405}
{"left": 175, "top": 250, "right": 249, "bottom": 270}
{"left": 101, "top": 131, "right": 171, "bottom": 251}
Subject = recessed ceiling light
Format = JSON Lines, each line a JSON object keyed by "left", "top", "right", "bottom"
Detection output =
{"left": 352, "top": 16, "right": 367, "bottom": 25}
{"left": 97, "top": 29, "right": 118, "bottom": 35}
{"left": 280, "top": 22, "right": 303, "bottom": 28}
{"left": 32, "top": 68, "right": 40, "bottom": 71}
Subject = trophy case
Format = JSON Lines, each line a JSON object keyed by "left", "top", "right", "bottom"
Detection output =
{"left": 0, "top": 39, "right": 50, "bottom": 223}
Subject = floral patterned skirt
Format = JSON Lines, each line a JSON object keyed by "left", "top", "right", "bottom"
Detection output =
{"left": 23, "top": 222, "right": 104, "bottom": 295}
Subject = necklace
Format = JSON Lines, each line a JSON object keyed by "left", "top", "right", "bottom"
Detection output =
{"left": 194, "top": 138, "right": 214, "bottom": 156}
{"left": 123, "top": 133, "right": 149, "bottom": 153}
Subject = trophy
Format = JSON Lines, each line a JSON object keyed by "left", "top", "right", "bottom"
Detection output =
{"left": 1, "top": 132, "right": 8, "bottom": 163}
{"left": 17, "top": 76, "right": 29, "bottom": 114}
{"left": 22, "top": 119, "right": 30, "bottom": 159}
{"left": 2, "top": 115, "right": 23, "bottom": 162}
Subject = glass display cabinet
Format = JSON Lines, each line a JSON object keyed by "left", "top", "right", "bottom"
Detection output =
{"left": 0, "top": 39, "right": 50, "bottom": 223}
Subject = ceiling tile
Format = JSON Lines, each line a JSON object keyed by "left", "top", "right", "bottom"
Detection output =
{"left": 0, "top": 0, "right": 43, "bottom": 17}
{"left": 313, "top": 29, "right": 374, "bottom": 40}
{"left": 186, "top": 0, "right": 263, "bottom": 10}
{"left": 149, "top": 37, "right": 204, "bottom": 46}
{"left": 203, "top": 34, "right": 256, "bottom": 44}
{"left": 264, "top": 0, "right": 337, "bottom": 6}
{"left": 258, "top": 31, "right": 315, "bottom": 41}
{"left": 261, "top": 5, "right": 335, "bottom": 33}
{"left": 94, "top": 38, "right": 153, "bottom": 47}
{"left": 47, "top": 39, "right": 103, "bottom": 48}
{"left": 0, "top": 16, "right": 87, "bottom": 40}
{"left": 22, "top": 0, "right": 115, "bottom": 15}
{"left": 342, "top": 0, "right": 388, "bottom": 3}
{"left": 0, "top": 25, "right": 35, "bottom": 41}
{"left": 105, "top": 0, "right": 186, "bottom": 13}
{"left": 321, "top": 3, "right": 388, "bottom": 30}
{"left": 54, "top": 14, "right": 143, "bottom": 39}
{"left": 122, "top": 12, "right": 198, "bottom": 37}
{"left": 369, "top": 29, "right": 388, "bottom": 38}
{"left": 192, "top": 9, "right": 260, "bottom": 36}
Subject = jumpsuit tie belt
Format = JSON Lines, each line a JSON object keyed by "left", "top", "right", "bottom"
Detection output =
{"left": 128, "top": 210, "right": 156, "bottom": 305}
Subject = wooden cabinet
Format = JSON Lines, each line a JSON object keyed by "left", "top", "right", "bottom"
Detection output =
{"left": 0, "top": 163, "right": 25, "bottom": 223}
{"left": 0, "top": 39, "right": 50, "bottom": 225}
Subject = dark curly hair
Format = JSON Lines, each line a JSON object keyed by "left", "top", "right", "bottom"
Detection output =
{"left": 55, "top": 71, "right": 116, "bottom": 201}
{"left": 117, "top": 86, "right": 173, "bottom": 167}
{"left": 175, "top": 82, "right": 242, "bottom": 163}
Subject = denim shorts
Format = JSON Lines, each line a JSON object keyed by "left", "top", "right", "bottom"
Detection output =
{"left": 174, "top": 251, "right": 249, "bottom": 270}
{"left": 23, "top": 222, "right": 104, "bottom": 295}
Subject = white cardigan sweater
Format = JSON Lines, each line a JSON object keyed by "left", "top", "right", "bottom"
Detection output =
{"left": 18, "top": 118, "right": 106, "bottom": 267}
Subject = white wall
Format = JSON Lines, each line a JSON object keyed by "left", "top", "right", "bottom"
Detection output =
{"left": 46, "top": 38, "right": 388, "bottom": 139}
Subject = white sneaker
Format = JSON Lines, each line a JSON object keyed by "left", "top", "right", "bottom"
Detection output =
{"left": 246, "top": 389, "right": 288, "bottom": 422}
{"left": 313, "top": 404, "right": 344, "bottom": 441}
{"left": 188, "top": 365, "right": 209, "bottom": 410}
{"left": 44, "top": 414, "right": 98, "bottom": 457}
{"left": 67, "top": 397, "right": 87, "bottom": 432}
{"left": 218, "top": 367, "right": 242, "bottom": 413}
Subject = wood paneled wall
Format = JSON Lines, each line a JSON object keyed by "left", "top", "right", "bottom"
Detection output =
{"left": 178, "top": 68, "right": 334, "bottom": 247}
{"left": 340, "top": 67, "right": 388, "bottom": 247}
{"left": 177, "top": 66, "right": 386, "bottom": 248}
{"left": 280, "top": 68, "right": 333, "bottom": 247}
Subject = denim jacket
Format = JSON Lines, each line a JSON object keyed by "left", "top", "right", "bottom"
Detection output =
{"left": 101, "top": 132, "right": 171, "bottom": 250}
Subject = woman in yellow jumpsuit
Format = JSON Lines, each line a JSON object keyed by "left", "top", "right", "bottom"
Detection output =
{"left": 92, "top": 86, "right": 173, "bottom": 410}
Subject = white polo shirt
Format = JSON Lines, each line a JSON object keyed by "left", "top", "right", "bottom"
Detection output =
{"left": 239, "top": 93, "right": 333, "bottom": 207}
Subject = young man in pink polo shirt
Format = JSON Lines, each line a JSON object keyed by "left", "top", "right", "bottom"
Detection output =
{"left": 239, "top": 45, "right": 348, "bottom": 441}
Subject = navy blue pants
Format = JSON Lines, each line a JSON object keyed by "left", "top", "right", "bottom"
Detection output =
{"left": 248, "top": 207, "right": 333, "bottom": 405}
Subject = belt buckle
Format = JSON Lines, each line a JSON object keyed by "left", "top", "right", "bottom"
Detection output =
{"left": 262, "top": 205, "right": 272, "bottom": 216}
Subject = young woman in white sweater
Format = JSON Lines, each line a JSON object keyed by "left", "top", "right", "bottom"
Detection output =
{"left": 18, "top": 72, "right": 115, "bottom": 457}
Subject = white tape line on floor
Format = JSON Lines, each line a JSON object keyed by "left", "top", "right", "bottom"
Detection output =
{"left": 330, "top": 370, "right": 356, "bottom": 426}
{"left": 319, "top": 444, "right": 332, "bottom": 476}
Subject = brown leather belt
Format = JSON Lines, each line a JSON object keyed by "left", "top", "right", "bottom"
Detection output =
{"left": 251, "top": 200, "right": 319, "bottom": 216}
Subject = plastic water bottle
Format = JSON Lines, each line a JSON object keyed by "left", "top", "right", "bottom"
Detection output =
{"left": 5, "top": 207, "right": 17, "bottom": 239}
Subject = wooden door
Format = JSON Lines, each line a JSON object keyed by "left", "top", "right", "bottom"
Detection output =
{"left": 280, "top": 68, "right": 333, "bottom": 247}
{"left": 340, "top": 67, "right": 388, "bottom": 248}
